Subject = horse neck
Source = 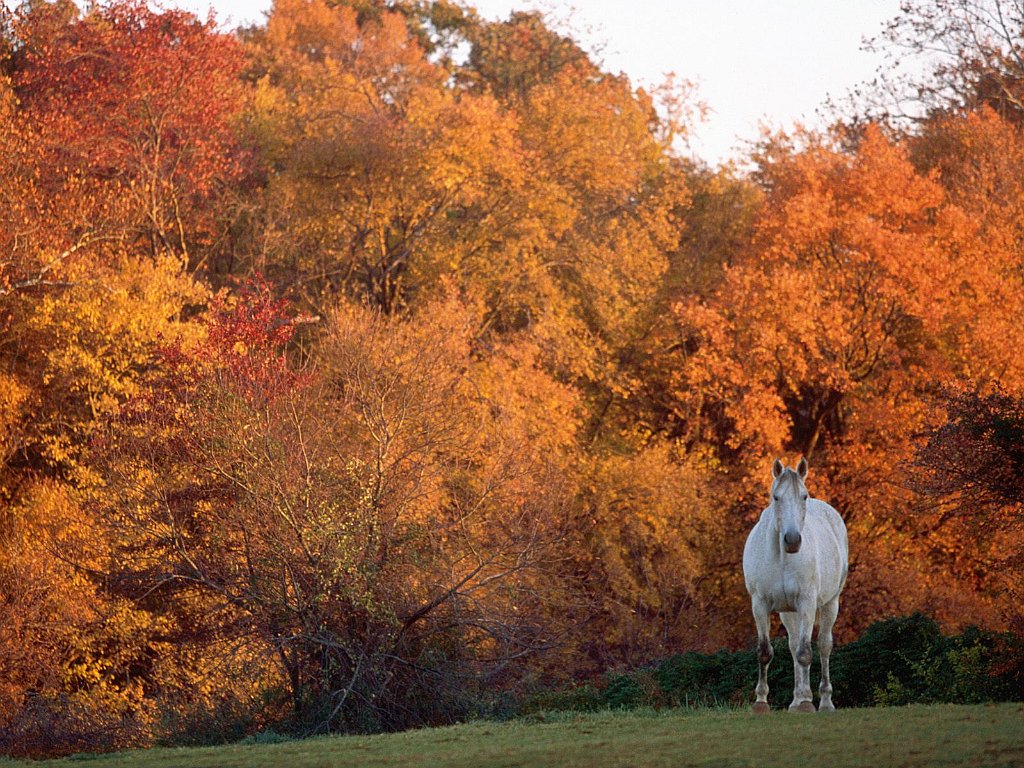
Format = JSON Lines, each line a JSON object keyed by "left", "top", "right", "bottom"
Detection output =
{"left": 768, "top": 518, "right": 786, "bottom": 562}
{"left": 760, "top": 510, "right": 786, "bottom": 562}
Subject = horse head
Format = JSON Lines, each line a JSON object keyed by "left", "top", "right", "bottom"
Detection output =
{"left": 771, "top": 457, "right": 809, "bottom": 554}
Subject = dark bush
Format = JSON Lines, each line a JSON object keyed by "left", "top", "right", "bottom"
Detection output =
{"left": 0, "top": 694, "right": 147, "bottom": 759}
{"left": 655, "top": 646, "right": 758, "bottom": 707}
{"left": 603, "top": 674, "right": 647, "bottom": 709}
{"left": 829, "top": 614, "right": 1024, "bottom": 706}
{"left": 651, "top": 637, "right": 822, "bottom": 709}
{"left": 543, "top": 614, "right": 1024, "bottom": 714}
{"left": 830, "top": 613, "right": 944, "bottom": 706}
{"left": 156, "top": 697, "right": 266, "bottom": 748}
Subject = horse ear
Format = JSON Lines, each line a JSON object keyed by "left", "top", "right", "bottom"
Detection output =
{"left": 796, "top": 457, "right": 808, "bottom": 479}
{"left": 772, "top": 458, "right": 784, "bottom": 479}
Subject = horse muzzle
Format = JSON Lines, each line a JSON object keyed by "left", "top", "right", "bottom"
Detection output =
{"left": 783, "top": 531, "right": 802, "bottom": 554}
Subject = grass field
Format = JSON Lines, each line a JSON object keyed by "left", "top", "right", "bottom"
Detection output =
{"left": 6, "top": 703, "right": 1023, "bottom": 768}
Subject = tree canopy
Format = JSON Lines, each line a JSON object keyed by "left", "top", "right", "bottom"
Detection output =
{"left": 1, "top": 0, "right": 1023, "bottom": 756}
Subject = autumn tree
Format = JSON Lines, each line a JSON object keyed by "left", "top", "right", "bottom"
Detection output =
{"left": 461, "top": 9, "right": 593, "bottom": 100}
{"left": 907, "top": 110, "right": 1024, "bottom": 394}
{"left": 841, "top": 2, "right": 1024, "bottom": 635}
{"left": 92, "top": 284, "right": 579, "bottom": 732}
{"left": 665, "top": 124, "right": 1024, "bottom": 638}
{"left": 619, "top": 162, "right": 763, "bottom": 447}
{"left": 0, "top": 0, "right": 250, "bottom": 478}
{"left": 575, "top": 444, "right": 723, "bottom": 664}
{"left": 0, "top": 0, "right": 250, "bottom": 754}
{"left": 913, "top": 386, "right": 1024, "bottom": 525}
{"left": 239, "top": 3, "right": 722, "bottom": 674}
{"left": 10, "top": 0, "right": 249, "bottom": 267}
{"left": 909, "top": 386, "right": 1024, "bottom": 628}
{"left": 246, "top": 0, "right": 534, "bottom": 315}
{"left": 245, "top": 0, "right": 691, "bottom": 385}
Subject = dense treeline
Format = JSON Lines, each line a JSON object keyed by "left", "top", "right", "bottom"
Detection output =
{"left": 1, "top": 0, "right": 1023, "bottom": 756}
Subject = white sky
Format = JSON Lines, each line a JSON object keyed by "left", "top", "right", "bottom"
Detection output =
{"left": 463, "top": 0, "right": 907, "bottom": 165}
{"left": 162, "top": 1, "right": 906, "bottom": 165}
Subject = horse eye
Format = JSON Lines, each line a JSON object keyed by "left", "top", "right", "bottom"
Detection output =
{"left": 802, "top": 494, "right": 808, "bottom": 501}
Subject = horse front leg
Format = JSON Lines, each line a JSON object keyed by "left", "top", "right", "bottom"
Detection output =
{"left": 781, "top": 608, "right": 815, "bottom": 712}
{"left": 751, "top": 595, "right": 773, "bottom": 714}
{"left": 817, "top": 598, "right": 839, "bottom": 712}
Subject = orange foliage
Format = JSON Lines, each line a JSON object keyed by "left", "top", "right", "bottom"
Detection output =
{"left": 92, "top": 287, "right": 579, "bottom": 731}
{"left": 671, "top": 125, "right": 1023, "bottom": 635}
{"left": 3, "top": 0, "right": 1024, "bottom": 756}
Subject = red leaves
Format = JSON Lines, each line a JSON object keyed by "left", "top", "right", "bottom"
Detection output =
{"left": 206, "top": 278, "right": 295, "bottom": 357}
{"left": 203, "top": 278, "right": 301, "bottom": 402}
{"left": 155, "top": 277, "right": 303, "bottom": 408}
{"left": 11, "top": 0, "right": 249, "bottom": 258}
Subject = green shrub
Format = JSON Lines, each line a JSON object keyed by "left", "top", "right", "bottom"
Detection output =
{"left": 915, "top": 625, "right": 1024, "bottom": 704}
{"left": 535, "top": 614, "right": 1024, "bottom": 716}
{"left": 831, "top": 613, "right": 944, "bottom": 706}
{"left": 830, "top": 614, "right": 1024, "bottom": 707}
{"left": 603, "top": 674, "right": 647, "bottom": 709}
{"left": 650, "top": 637, "right": 828, "bottom": 710}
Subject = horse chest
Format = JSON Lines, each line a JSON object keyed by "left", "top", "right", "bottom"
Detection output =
{"left": 763, "top": 563, "right": 813, "bottom": 614}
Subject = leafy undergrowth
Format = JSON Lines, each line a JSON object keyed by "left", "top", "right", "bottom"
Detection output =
{"left": 533, "top": 614, "right": 1024, "bottom": 714}
{"left": 6, "top": 703, "right": 1022, "bottom": 768}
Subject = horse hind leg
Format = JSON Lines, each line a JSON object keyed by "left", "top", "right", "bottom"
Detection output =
{"left": 781, "top": 610, "right": 815, "bottom": 712}
{"left": 817, "top": 598, "right": 839, "bottom": 712}
{"left": 751, "top": 596, "right": 773, "bottom": 714}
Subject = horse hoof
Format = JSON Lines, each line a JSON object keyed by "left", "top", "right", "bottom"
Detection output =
{"left": 751, "top": 702, "right": 771, "bottom": 715}
{"left": 818, "top": 703, "right": 835, "bottom": 713}
{"left": 789, "top": 701, "right": 816, "bottom": 713}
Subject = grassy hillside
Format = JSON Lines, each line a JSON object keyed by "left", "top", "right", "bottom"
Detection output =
{"left": 5, "top": 703, "right": 1022, "bottom": 768}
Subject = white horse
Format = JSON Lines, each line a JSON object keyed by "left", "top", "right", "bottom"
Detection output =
{"left": 742, "top": 458, "right": 848, "bottom": 713}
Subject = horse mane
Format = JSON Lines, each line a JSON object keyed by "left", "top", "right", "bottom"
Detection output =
{"left": 773, "top": 468, "right": 803, "bottom": 492}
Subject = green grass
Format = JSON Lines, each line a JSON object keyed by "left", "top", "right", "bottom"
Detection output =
{"left": 6, "top": 703, "right": 1023, "bottom": 768}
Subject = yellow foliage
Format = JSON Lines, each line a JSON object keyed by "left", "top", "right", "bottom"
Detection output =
{"left": 585, "top": 443, "right": 722, "bottom": 656}
{"left": 21, "top": 253, "right": 207, "bottom": 473}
